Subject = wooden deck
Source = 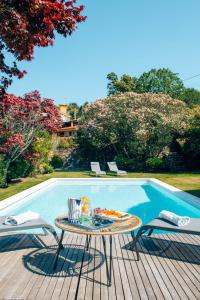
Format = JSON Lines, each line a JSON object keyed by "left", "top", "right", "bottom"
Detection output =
{"left": 0, "top": 232, "right": 199, "bottom": 300}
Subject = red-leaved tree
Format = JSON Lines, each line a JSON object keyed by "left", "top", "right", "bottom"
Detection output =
{"left": 0, "top": 90, "right": 62, "bottom": 187}
{"left": 0, "top": 0, "right": 86, "bottom": 92}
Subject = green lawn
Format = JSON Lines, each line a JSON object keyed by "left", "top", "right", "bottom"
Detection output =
{"left": 0, "top": 171, "right": 200, "bottom": 201}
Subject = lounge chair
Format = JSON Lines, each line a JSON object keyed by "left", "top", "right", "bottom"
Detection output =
{"left": 107, "top": 162, "right": 127, "bottom": 175}
{"left": 133, "top": 217, "right": 200, "bottom": 260}
{"left": 90, "top": 162, "right": 106, "bottom": 176}
{"left": 0, "top": 216, "right": 60, "bottom": 246}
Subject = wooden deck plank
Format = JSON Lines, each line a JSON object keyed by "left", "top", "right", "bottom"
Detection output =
{"left": 159, "top": 234, "right": 200, "bottom": 298}
{"left": 99, "top": 236, "right": 109, "bottom": 300}
{"left": 138, "top": 235, "right": 182, "bottom": 300}
{"left": 44, "top": 235, "right": 74, "bottom": 300}
{"left": 111, "top": 236, "right": 125, "bottom": 300}
{"left": 127, "top": 235, "right": 157, "bottom": 300}
{"left": 148, "top": 234, "right": 193, "bottom": 300}
{"left": 51, "top": 234, "right": 75, "bottom": 300}
{"left": 0, "top": 232, "right": 199, "bottom": 300}
{"left": 75, "top": 235, "right": 94, "bottom": 300}
{"left": 0, "top": 235, "right": 41, "bottom": 298}
{"left": 66, "top": 235, "right": 86, "bottom": 300}
{"left": 57, "top": 234, "right": 80, "bottom": 300}
{"left": 84, "top": 234, "right": 96, "bottom": 300}
{"left": 12, "top": 236, "right": 56, "bottom": 299}
{"left": 156, "top": 234, "right": 199, "bottom": 299}
{"left": 122, "top": 234, "right": 149, "bottom": 300}
{"left": 137, "top": 235, "right": 173, "bottom": 300}
{"left": 92, "top": 236, "right": 101, "bottom": 300}
{"left": 114, "top": 235, "right": 134, "bottom": 300}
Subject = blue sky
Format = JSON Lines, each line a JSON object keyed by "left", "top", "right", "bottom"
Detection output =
{"left": 8, "top": 0, "right": 200, "bottom": 105}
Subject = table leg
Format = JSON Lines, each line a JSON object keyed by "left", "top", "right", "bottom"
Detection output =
{"left": 131, "top": 231, "right": 139, "bottom": 261}
{"left": 86, "top": 235, "right": 91, "bottom": 251}
{"left": 53, "top": 230, "right": 65, "bottom": 270}
{"left": 102, "top": 235, "right": 113, "bottom": 286}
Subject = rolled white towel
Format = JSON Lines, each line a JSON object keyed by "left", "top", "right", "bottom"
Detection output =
{"left": 4, "top": 211, "right": 40, "bottom": 226}
{"left": 159, "top": 210, "right": 190, "bottom": 227}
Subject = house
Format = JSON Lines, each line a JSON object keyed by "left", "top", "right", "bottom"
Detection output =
{"left": 57, "top": 104, "right": 79, "bottom": 137}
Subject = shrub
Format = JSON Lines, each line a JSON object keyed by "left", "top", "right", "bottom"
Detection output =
{"left": 115, "top": 156, "right": 145, "bottom": 171}
{"left": 38, "top": 163, "right": 54, "bottom": 174}
{"left": 50, "top": 155, "right": 63, "bottom": 169}
{"left": 57, "top": 137, "right": 77, "bottom": 150}
{"left": 146, "top": 157, "right": 166, "bottom": 171}
{"left": 7, "top": 159, "right": 34, "bottom": 181}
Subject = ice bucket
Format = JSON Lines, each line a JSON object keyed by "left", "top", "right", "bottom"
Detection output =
{"left": 68, "top": 198, "right": 82, "bottom": 223}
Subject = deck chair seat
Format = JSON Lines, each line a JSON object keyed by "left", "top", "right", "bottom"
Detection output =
{"left": 107, "top": 162, "right": 127, "bottom": 175}
{"left": 90, "top": 162, "right": 106, "bottom": 176}
{"left": 138, "top": 217, "right": 200, "bottom": 235}
{"left": 133, "top": 217, "right": 200, "bottom": 260}
{"left": 0, "top": 216, "right": 59, "bottom": 245}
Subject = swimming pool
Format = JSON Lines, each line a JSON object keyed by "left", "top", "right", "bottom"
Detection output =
{"left": 0, "top": 178, "right": 199, "bottom": 232}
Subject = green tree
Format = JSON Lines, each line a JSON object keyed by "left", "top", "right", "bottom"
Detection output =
{"left": 107, "top": 72, "right": 137, "bottom": 95}
{"left": 181, "top": 88, "right": 200, "bottom": 107}
{"left": 137, "top": 68, "right": 184, "bottom": 99}
{"left": 68, "top": 103, "right": 79, "bottom": 119}
{"left": 32, "top": 130, "right": 54, "bottom": 174}
{"left": 183, "top": 105, "right": 200, "bottom": 167}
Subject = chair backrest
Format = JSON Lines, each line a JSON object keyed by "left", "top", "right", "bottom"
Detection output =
{"left": 90, "top": 162, "right": 101, "bottom": 172}
{"left": 107, "top": 162, "right": 119, "bottom": 172}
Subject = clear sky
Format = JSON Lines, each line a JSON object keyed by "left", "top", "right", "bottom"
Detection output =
{"left": 8, "top": 0, "right": 200, "bottom": 105}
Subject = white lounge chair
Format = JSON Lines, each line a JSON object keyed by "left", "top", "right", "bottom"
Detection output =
{"left": 90, "top": 162, "right": 106, "bottom": 176}
{"left": 0, "top": 216, "right": 60, "bottom": 247}
{"left": 107, "top": 162, "right": 127, "bottom": 175}
{"left": 133, "top": 217, "right": 200, "bottom": 260}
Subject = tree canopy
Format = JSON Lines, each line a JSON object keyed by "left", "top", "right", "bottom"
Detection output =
{"left": 0, "top": 0, "right": 86, "bottom": 92}
{"left": 107, "top": 68, "right": 187, "bottom": 100}
{"left": 107, "top": 72, "right": 137, "bottom": 96}
{"left": 137, "top": 68, "right": 185, "bottom": 98}
{"left": 180, "top": 88, "right": 200, "bottom": 107}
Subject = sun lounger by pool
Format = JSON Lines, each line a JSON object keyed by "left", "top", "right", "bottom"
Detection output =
{"left": 107, "top": 162, "right": 127, "bottom": 175}
{"left": 90, "top": 162, "right": 106, "bottom": 176}
{"left": 133, "top": 217, "right": 200, "bottom": 260}
{"left": 0, "top": 216, "right": 59, "bottom": 246}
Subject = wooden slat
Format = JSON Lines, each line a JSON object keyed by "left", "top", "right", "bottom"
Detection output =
{"left": 84, "top": 234, "right": 96, "bottom": 300}
{"left": 139, "top": 235, "right": 181, "bottom": 300}
{"left": 12, "top": 236, "right": 56, "bottom": 299}
{"left": 57, "top": 234, "right": 80, "bottom": 300}
{"left": 114, "top": 235, "right": 133, "bottom": 299}
{"left": 51, "top": 234, "right": 75, "bottom": 300}
{"left": 111, "top": 236, "right": 125, "bottom": 300}
{"left": 122, "top": 235, "right": 149, "bottom": 300}
{"left": 159, "top": 234, "right": 200, "bottom": 299}
{"left": 66, "top": 235, "right": 86, "bottom": 300}
{"left": 156, "top": 234, "right": 199, "bottom": 299}
{"left": 136, "top": 235, "right": 172, "bottom": 300}
{"left": 99, "top": 236, "right": 109, "bottom": 300}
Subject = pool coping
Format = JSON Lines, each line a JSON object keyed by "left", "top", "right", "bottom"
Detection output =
{"left": 0, "top": 177, "right": 199, "bottom": 213}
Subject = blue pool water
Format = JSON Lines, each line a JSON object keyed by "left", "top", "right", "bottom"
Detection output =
{"left": 4, "top": 180, "right": 200, "bottom": 232}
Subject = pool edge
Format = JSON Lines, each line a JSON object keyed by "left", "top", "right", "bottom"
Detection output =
{"left": 0, "top": 177, "right": 199, "bottom": 213}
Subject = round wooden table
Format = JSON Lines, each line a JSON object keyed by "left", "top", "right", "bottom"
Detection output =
{"left": 53, "top": 214, "right": 142, "bottom": 286}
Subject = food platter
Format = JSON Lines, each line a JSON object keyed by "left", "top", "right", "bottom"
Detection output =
{"left": 94, "top": 208, "right": 131, "bottom": 221}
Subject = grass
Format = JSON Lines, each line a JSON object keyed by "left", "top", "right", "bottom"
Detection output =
{"left": 0, "top": 171, "right": 200, "bottom": 202}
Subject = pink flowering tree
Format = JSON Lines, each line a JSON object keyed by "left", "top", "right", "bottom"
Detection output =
{"left": 79, "top": 93, "right": 190, "bottom": 166}
{"left": 0, "top": 91, "right": 61, "bottom": 187}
